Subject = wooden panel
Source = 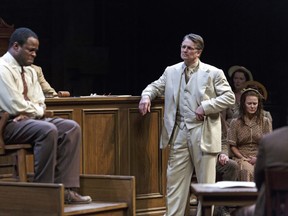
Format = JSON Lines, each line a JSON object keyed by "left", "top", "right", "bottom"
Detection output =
{"left": 129, "top": 107, "right": 162, "bottom": 195}
{"left": 79, "top": 174, "right": 136, "bottom": 216}
{"left": 53, "top": 109, "right": 74, "bottom": 120}
{"left": 0, "top": 181, "right": 64, "bottom": 216}
{"left": 82, "top": 109, "right": 119, "bottom": 175}
{"left": 129, "top": 107, "right": 167, "bottom": 215}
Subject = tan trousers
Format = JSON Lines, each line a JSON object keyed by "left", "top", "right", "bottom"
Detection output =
{"left": 165, "top": 124, "right": 217, "bottom": 216}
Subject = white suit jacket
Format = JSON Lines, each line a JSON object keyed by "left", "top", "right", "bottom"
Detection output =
{"left": 142, "top": 61, "right": 235, "bottom": 153}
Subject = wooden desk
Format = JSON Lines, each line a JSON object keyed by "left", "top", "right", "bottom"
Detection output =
{"left": 191, "top": 183, "right": 258, "bottom": 216}
{"left": 45, "top": 96, "right": 167, "bottom": 216}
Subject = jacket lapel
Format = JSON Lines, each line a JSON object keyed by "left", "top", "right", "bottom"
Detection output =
{"left": 172, "top": 63, "right": 185, "bottom": 103}
{"left": 196, "top": 62, "right": 209, "bottom": 97}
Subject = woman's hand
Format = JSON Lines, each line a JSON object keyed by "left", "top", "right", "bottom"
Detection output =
{"left": 247, "top": 156, "right": 257, "bottom": 165}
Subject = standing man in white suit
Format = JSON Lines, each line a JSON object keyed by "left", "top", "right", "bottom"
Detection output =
{"left": 138, "top": 33, "right": 235, "bottom": 216}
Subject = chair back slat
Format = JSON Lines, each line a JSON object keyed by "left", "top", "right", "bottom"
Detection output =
{"left": 0, "top": 112, "right": 9, "bottom": 155}
{"left": 265, "top": 169, "right": 288, "bottom": 216}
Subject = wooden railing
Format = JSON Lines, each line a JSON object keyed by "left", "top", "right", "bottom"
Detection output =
{"left": 0, "top": 174, "right": 135, "bottom": 216}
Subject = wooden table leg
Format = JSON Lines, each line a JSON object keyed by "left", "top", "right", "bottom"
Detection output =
{"left": 202, "top": 205, "right": 212, "bottom": 216}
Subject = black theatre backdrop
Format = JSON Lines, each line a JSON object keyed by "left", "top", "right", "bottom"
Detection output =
{"left": 0, "top": 0, "right": 287, "bottom": 128}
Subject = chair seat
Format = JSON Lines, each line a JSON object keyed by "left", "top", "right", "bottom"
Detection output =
{"left": 0, "top": 112, "right": 34, "bottom": 182}
{"left": 4, "top": 144, "right": 32, "bottom": 151}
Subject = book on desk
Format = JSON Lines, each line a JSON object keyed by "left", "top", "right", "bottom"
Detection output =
{"left": 206, "top": 181, "right": 256, "bottom": 188}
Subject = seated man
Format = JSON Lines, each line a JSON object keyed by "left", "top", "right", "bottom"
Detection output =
{"left": 31, "top": 64, "right": 58, "bottom": 97}
{"left": 214, "top": 113, "right": 239, "bottom": 215}
{"left": 0, "top": 27, "right": 91, "bottom": 204}
{"left": 217, "top": 113, "right": 239, "bottom": 182}
{"left": 216, "top": 143, "right": 239, "bottom": 181}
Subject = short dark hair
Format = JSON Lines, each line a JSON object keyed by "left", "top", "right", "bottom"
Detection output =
{"left": 9, "top": 27, "right": 38, "bottom": 48}
{"left": 183, "top": 33, "right": 204, "bottom": 50}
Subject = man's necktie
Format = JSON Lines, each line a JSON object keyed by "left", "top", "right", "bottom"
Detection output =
{"left": 185, "top": 67, "right": 191, "bottom": 83}
{"left": 21, "top": 67, "right": 30, "bottom": 101}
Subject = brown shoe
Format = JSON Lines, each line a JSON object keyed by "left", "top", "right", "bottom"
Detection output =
{"left": 64, "top": 188, "right": 92, "bottom": 204}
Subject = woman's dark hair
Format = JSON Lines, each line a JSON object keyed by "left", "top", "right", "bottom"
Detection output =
{"left": 238, "top": 89, "right": 264, "bottom": 125}
{"left": 9, "top": 27, "right": 38, "bottom": 48}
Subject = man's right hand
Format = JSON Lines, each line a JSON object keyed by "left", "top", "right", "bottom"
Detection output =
{"left": 218, "top": 153, "right": 229, "bottom": 166}
{"left": 139, "top": 96, "right": 151, "bottom": 116}
{"left": 13, "top": 114, "right": 29, "bottom": 122}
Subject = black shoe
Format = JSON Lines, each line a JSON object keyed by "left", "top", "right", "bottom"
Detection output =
{"left": 64, "top": 188, "right": 92, "bottom": 204}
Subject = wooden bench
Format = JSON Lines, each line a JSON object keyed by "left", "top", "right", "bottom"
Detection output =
{"left": 0, "top": 174, "right": 135, "bottom": 216}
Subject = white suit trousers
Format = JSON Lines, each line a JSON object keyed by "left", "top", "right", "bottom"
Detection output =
{"left": 165, "top": 124, "right": 217, "bottom": 216}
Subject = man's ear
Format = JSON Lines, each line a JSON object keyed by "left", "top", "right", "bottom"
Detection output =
{"left": 197, "top": 50, "right": 202, "bottom": 57}
{"left": 12, "top": 42, "right": 20, "bottom": 51}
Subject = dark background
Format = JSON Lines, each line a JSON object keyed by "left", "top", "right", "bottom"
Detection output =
{"left": 1, "top": 0, "right": 288, "bottom": 128}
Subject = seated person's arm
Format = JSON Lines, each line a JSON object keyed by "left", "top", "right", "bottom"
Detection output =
{"left": 230, "top": 145, "right": 245, "bottom": 159}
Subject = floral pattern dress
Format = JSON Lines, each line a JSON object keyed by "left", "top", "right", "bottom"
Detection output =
{"left": 227, "top": 115, "right": 272, "bottom": 181}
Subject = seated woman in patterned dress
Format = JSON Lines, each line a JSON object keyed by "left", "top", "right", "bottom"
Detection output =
{"left": 227, "top": 88, "right": 272, "bottom": 181}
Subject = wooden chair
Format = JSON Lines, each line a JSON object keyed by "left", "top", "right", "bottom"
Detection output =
{"left": 265, "top": 168, "right": 288, "bottom": 216}
{"left": 0, "top": 112, "right": 33, "bottom": 182}
{"left": 0, "top": 111, "right": 54, "bottom": 182}
{"left": 0, "top": 17, "right": 14, "bottom": 56}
